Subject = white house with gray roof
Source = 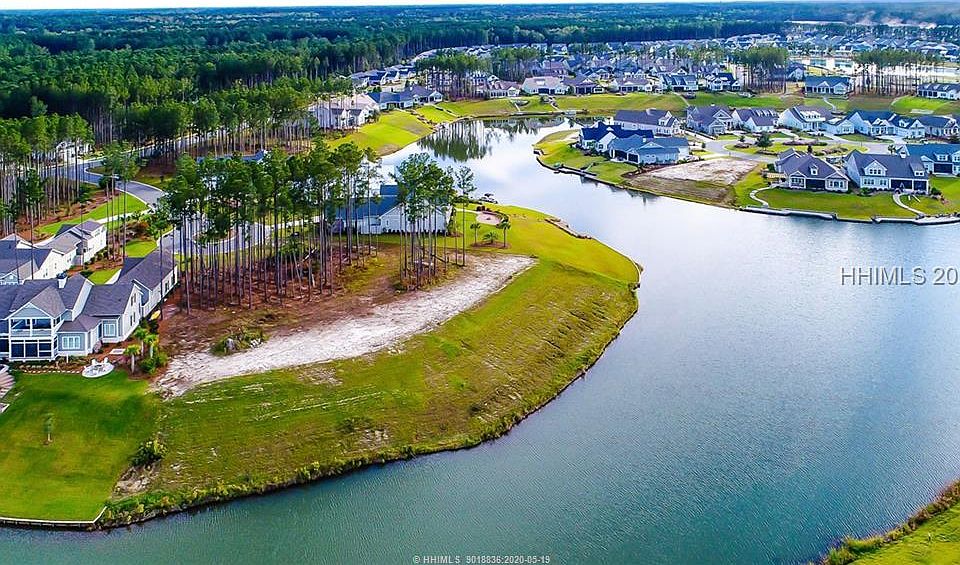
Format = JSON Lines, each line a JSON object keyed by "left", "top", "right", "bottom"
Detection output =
{"left": 844, "top": 151, "right": 929, "bottom": 193}
{"left": 775, "top": 150, "right": 849, "bottom": 192}
{"left": 612, "top": 109, "right": 681, "bottom": 136}
{"left": 0, "top": 249, "right": 177, "bottom": 361}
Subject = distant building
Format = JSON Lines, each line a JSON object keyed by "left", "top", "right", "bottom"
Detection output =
{"left": 804, "top": 76, "right": 852, "bottom": 97}
{"left": 0, "top": 220, "right": 107, "bottom": 285}
{"left": 607, "top": 136, "right": 690, "bottom": 165}
{"left": 731, "top": 108, "right": 779, "bottom": 133}
{"left": 846, "top": 110, "right": 925, "bottom": 139}
{"left": 577, "top": 123, "right": 652, "bottom": 152}
{"left": 312, "top": 94, "right": 378, "bottom": 130}
{"left": 778, "top": 106, "right": 831, "bottom": 132}
{"left": 916, "top": 115, "right": 960, "bottom": 139}
{"left": 917, "top": 82, "right": 960, "bottom": 100}
{"left": 521, "top": 76, "right": 569, "bottom": 96}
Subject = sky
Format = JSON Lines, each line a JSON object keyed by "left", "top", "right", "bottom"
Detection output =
{"left": 5, "top": 0, "right": 766, "bottom": 11}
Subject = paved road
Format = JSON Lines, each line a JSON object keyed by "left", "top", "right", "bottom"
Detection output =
{"left": 66, "top": 158, "right": 165, "bottom": 207}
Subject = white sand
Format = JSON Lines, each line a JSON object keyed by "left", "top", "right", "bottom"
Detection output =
{"left": 155, "top": 254, "right": 535, "bottom": 397}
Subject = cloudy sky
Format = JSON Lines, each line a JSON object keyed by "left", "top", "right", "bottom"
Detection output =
{"left": 7, "top": 0, "right": 745, "bottom": 10}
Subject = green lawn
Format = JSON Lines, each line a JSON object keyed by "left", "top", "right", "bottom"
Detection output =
{"left": 438, "top": 98, "right": 519, "bottom": 117}
{"left": 412, "top": 105, "right": 458, "bottom": 124}
{"left": 554, "top": 92, "right": 685, "bottom": 114}
{"left": 891, "top": 95, "right": 960, "bottom": 116}
{"left": 124, "top": 239, "right": 158, "bottom": 258}
{"left": 0, "top": 371, "right": 157, "bottom": 520}
{"left": 840, "top": 505, "right": 960, "bottom": 565}
{"left": 85, "top": 268, "right": 120, "bottom": 285}
{"left": 757, "top": 188, "right": 913, "bottom": 220}
{"left": 39, "top": 192, "right": 147, "bottom": 236}
{"left": 110, "top": 203, "right": 638, "bottom": 519}
{"left": 723, "top": 141, "right": 858, "bottom": 157}
{"left": 908, "top": 177, "right": 960, "bottom": 216}
{"left": 838, "top": 133, "right": 877, "bottom": 143}
{"left": 732, "top": 165, "right": 770, "bottom": 205}
{"left": 329, "top": 110, "right": 435, "bottom": 155}
{"left": 688, "top": 91, "right": 804, "bottom": 110}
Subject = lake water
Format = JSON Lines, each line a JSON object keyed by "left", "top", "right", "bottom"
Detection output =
{"left": 4, "top": 118, "right": 960, "bottom": 564}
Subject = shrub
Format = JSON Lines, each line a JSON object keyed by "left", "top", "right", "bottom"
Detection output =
{"left": 132, "top": 436, "right": 167, "bottom": 466}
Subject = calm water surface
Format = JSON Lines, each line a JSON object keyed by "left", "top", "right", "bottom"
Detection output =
{"left": 3, "top": 119, "right": 960, "bottom": 564}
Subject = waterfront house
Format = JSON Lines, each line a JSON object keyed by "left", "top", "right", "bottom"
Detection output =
{"left": 778, "top": 106, "right": 831, "bottom": 133}
{"left": 776, "top": 150, "right": 849, "bottom": 192}
{"left": 731, "top": 108, "right": 779, "bottom": 133}
{"left": 903, "top": 144, "right": 960, "bottom": 176}
{"left": 577, "top": 123, "right": 652, "bottom": 152}
{"left": 844, "top": 151, "right": 929, "bottom": 193}
{"left": 0, "top": 249, "right": 177, "bottom": 361}
{"left": 481, "top": 80, "right": 521, "bottom": 99}
{"left": 917, "top": 82, "right": 960, "bottom": 100}
{"left": 338, "top": 183, "right": 452, "bottom": 235}
{"left": 521, "top": 76, "right": 569, "bottom": 96}
{"left": 607, "top": 136, "right": 690, "bottom": 165}
{"left": 804, "top": 76, "right": 851, "bottom": 97}
{"left": 612, "top": 109, "right": 681, "bottom": 136}
{"left": 312, "top": 94, "right": 378, "bottom": 130}
{"left": 565, "top": 75, "right": 604, "bottom": 95}
{"left": 686, "top": 105, "right": 734, "bottom": 135}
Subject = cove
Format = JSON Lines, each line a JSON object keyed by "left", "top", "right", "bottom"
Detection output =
{"left": 3, "top": 118, "right": 960, "bottom": 563}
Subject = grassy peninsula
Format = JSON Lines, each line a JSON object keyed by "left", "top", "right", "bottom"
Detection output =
{"left": 0, "top": 201, "right": 639, "bottom": 525}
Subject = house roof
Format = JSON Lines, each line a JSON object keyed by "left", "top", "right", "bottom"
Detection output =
{"left": 905, "top": 143, "right": 960, "bottom": 160}
{"left": 687, "top": 104, "right": 731, "bottom": 123}
{"left": 847, "top": 151, "right": 928, "bottom": 178}
{"left": 579, "top": 123, "right": 652, "bottom": 143}
{"left": 614, "top": 109, "right": 676, "bottom": 127}
{"left": 919, "top": 82, "right": 960, "bottom": 92}
{"left": 84, "top": 281, "right": 138, "bottom": 318}
{"left": 804, "top": 76, "right": 850, "bottom": 88}
{"left": 118, "top": 249, "right": 176, "bottom": 291}
{"left": 0, "top": 275, "right": 90, "bottom": 319}
{"left": 778, "top": 153, "right": 846, "bottom": 180}
{"left": 916, "top": 114, "right": 957, "bottom": 128}
{"left": 784, "top": 106, "right": 831, "bottom": 123}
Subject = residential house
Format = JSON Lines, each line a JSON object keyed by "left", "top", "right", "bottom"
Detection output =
{"left": 312, "top": 94, "right": 378, "bottom": 130}
{"left": 732, "top": 108, "right": 779, "bottom": 133}
{"left": 607, "top": 136, "right": 690, "bottom": 165}
{"left": 686, "top": 105, "right": 734, "bottom": 135}
{"left": 0, "top": 249, "right": 177, "bottom": 361}
{"left": 823, "top": 116, "right": 855, "bottom": 135}
{"left": 565, "top": 75, "right": 605, "bottom": 95}
{"left": 337, "top": 183, "right": 452, "bottom": 235}
{"left": 49, "top": 220, "right": 107, "bottom": 266}
{"left": 844, "top": 151, "right": 929, "bottom": 193}
{"left": 665, "top": 74, "right": 699, "bottom": 92}
{"left": 612, "top": 109, "right": 682, "bottom": 136}
{"left": 775, "top": 150, "right": 849, "bottom": 192}
{"left": 804, "top": 76, "right": 852, "bottom": 96}
{"left": 917, "top": 115, "right": 960, "bottom": 139}
{"left": 704, "top": 72, "right": 741, "bottom": 92}
{"left": 904, "top": 143, "right": 960, "bottom": 176}
{"left": 0, "top": 220, "right": 107, "bottom": 286}
{"left": 578, "top": 123, "right": 653, "bottom": 153}
{"left": 778, "top": 106, "right": 831, "bottom": 132}
{"left": 917, "top": 83, "right": 960, "bottom": 100}
{"left": 521, "top": 76, "right": 569, "bottom": 95}
{"left": 847, "top": 110, "right": 925, "bottom": 139}
{"left": 481, "top": 80, "right": 521, "bottom": 99}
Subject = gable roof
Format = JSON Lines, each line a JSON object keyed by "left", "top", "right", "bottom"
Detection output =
{"left": 613, "top": 109, "right": 676, "bottom": 127}
{"left": 778, "top": 153, "right": 846, "bottom": 180}
{"left": 0, "top": 275, "right": 90, "bottom": 319}
{"left": 847, "top": 151, "right": 927, "bottom": 178}
{"left": 118, "top": 249, "right": 176, "bottom": 291}
{"left": 804, "top": 76, "right": 850, "bottom": 88}
{"left": 905, "top": 143, "right": 960, "bottom": 160}
{"left": 84, "top": 281, "right": 139, "bottom": 318}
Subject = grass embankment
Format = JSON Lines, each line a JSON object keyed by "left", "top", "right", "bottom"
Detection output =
{"left": 330, "top": 110, "right": 435, "bottom": 156}
{"left": 824, "top": 481, "right": 960, "bottom": 565}
{"left": 0, "top": 371, "right": 157, "bottom": 521}
{"left": 38, "top": 192, "right": 147, "bottom": 236}
{"left": 103, "top": 203, "right": 639, "bottom": 525}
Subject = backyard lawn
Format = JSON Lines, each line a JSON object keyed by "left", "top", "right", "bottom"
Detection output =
{"left": 0, "top": 371, "right": 157, "bottom": 520}
{"left": 85, "top": 268, "right": 120, "bottom": 285}
{"left": 329, "top": 110, "right": 434, "bottom": 155}
{"left": 38, "top": 192, "right": 147, "bottom": 236}
{"left": 412, "top": 105, "right": 458, "bottom": 124}
{"left": 124, "top": 239, "right": 158, "bottom": 258}
{"left": 756, "top": 189, "right": 914, "bottom": 220}
{"left": 554, "top": 92, "right": 685, "bottom": 114}
{"left": 438, "top": 98, "right": 519, "bottom": 117}
{"left": 907, "top": 177, "right": 960, "bottom": 216}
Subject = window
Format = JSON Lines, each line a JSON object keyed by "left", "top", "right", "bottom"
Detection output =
{"left": 938, "top": 154, "right": 948, "bottom": 161}
{"left": 62, "top": 335, "right": 81, "bottom": 350}
{"left": 102, "top": 321, "right": 117, "bottom": 338}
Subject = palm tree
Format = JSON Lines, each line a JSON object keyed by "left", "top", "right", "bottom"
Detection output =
{"left": 133, "top": 326, "right": 149, "bottom": 355}
{"left": 497, "top": 219, "right": 511, "bottom": 248}
{"left": 482, "top": 230, "right": 499, "bottom": 246}
{"left": 125, "top": 344, "right": 140, "bottom": 374}
{"left": 469, "top": 221, "right": 481, "bottom": 245}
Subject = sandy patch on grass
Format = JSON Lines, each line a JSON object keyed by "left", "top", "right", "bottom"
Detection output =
{"left": 155, "top": 254, "right": 534, "bottom": 398}
{"left": 645, "top": 158, "right": 757, "bottom": 185}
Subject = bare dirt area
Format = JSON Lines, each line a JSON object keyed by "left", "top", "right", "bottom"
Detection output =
{"left": 155, "top": 253, "right": 535, "bottom": 398}
{"left": 645, "top": 157, "right": 757, "bottom": 185}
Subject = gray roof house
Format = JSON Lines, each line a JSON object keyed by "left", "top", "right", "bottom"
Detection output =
{"left": 916, "top": 115, "right": 960, "bottom": 139}
{"left": 686, "top": 105, "right": 734, "bottom": 135}
{"left": 804, "top": 76, "right": 851, "bottom": 97}
{"left": 917, "top": 82, "right": 960, "bottom": 100}
{"left": 844, "top": 151, "right": 929, "bottom": 193}
{"left": 612, "top": 109, "right": 681, "bottom": 136}
{"left": 607, "top": 136, "right": 690, "bottom": 165}
{"left": 776, "top": 150, "right": 849, "bottom": 192}
{"left": 0, "top": 249, "right": 177, "bottom": 361}
{"left": 731, "top": 108, "right": 779, "bottom": 133}
{"left": 0, "top": 221, "right": 106, "bottom": 286}
{"left": 904, "top": 143, "right": 960, "bottom": 176}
